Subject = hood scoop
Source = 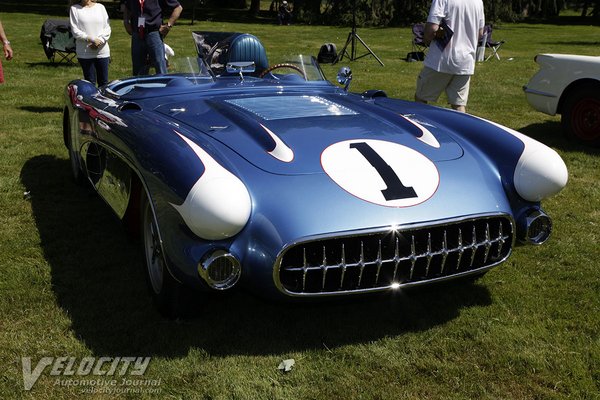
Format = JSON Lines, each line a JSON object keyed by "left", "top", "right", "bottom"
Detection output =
{"left": 225, "top": 96, "right": 358, "bottom": 120}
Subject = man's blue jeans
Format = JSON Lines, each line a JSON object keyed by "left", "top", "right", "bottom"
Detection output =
{"left": 131, "top": 30, "right": 167, "bottom": 76}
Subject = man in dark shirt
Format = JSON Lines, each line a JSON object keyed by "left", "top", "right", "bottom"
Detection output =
{"left": 123, "top": 0, "right": 183, "bottom": 75}
{"left": 278, "top": 1, "right": 292, "bottom": 25}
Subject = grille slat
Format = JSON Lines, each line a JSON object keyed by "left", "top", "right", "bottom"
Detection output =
{"left": 302, "top": 248, "right": 308, "bottom": 292}
{"left": 440, "top": 230, "right": 449, "bottom": 275}
{"left": 456, "top": 228, "right": 464, "bottom": 271}
{"left": 483, "top": 223, "right": 492, "bottom": 264}
{"left": 278, "top": 216, "right": 513, "bottom": 295}
{"left": 320, "top": 246, "right": 327, "bottom": 292}
{"left": 391, "top": 237, "right": 401, "bottom": 282}
{"left": 409, "top": 235, "right": 417, "bottom": 280}
{"left": 425, "top": 233, "right": 433, "bottom": 277}
{"left": 469, "top": 226, "right": 478, "bottom": 267}
{"left": 339, "top": 243, "right": 347, "bottom": 290}
{"left": 357, "top": 242, "right": 366, "bottom": 288}
{"left": 374, "top": 240, "right": 383, "bottom": 285}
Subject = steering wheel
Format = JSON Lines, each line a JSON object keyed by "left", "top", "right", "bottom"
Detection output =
{"left": 259, "top": 63, "right": 307, "bottom": 80}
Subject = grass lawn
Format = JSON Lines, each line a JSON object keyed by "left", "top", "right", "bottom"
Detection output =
{"left": 0, "top": 5, "right": 599, "bottom": 399}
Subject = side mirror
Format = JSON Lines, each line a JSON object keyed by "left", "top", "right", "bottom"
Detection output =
{"left": 336, "top": 66, "right": 352, "bottom": 91}
{"left": 226, "top": 61, "right": 256, "bottom": 81}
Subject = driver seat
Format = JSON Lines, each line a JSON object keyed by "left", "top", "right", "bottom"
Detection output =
{"left": 227, "top": 34, "right": 269, "bottom": 76}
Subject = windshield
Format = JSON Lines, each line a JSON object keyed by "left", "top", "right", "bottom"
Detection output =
{"left": 169, "top": 54, "right": 325, "bottom": 81}
{"left": 105, "top": 54, "right": 327, "bottom": 97}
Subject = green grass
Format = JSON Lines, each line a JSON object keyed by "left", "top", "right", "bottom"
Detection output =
{"left": 1, "top": 7, "right": 600, "bottom": 400}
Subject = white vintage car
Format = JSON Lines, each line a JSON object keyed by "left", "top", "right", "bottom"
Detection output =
{"left": 523, "top": 54, "right": 600, "bottom": 146}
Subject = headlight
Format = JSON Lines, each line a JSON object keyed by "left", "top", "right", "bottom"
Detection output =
{"left": 513, "top": 145, "right": 568, "bottom": 202}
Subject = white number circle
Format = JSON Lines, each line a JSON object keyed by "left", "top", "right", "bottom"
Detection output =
{"left": 321, "top": 139, "right": 440, "bottom": 207}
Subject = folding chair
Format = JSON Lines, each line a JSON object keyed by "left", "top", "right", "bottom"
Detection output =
{"left": 40, "top": 20, "right": 77, "bottom": 65}
{"left": 405, "top": 23, "right": 428, "bottom": 62}
{"left": 480, "top": 25, "right": 504, "bottom": 61}
{"left": 412, "top": 23, "right": 428, "bottom": 54}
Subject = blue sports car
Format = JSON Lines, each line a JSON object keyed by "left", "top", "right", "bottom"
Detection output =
{"left": 63, "top": 32, "right": 568, "bottom": 316}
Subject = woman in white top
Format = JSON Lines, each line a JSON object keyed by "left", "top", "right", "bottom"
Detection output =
{"left": 69, "top": 0, "right": 111, "bottom": 86}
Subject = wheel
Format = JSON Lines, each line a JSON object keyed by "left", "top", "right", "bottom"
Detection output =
{"left": 259, "top": 63, "right": 307, "bottom": 79}
{"left": 561, "top": 85, "right": 600, "bottom": 146}
{"left": 141, "top": 192, "right": 183, "bottom": 318}
{"left": 65, "top": 110, "right": 85, "bottom": 185}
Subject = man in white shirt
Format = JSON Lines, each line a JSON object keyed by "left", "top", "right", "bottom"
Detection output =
{"left": 415, "top": 0, "right": 485, "bottom": 112}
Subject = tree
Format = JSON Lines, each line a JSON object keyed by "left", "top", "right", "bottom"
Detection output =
{"left": 249, "top": 0, "right": 260, "bottom": 14}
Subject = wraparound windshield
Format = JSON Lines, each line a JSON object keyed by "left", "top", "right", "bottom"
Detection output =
{"left": 168, "top": 55, "right": 326, "bottom": 81}
{"left": 105, "top": 55, "right": 327, "bottom": 97}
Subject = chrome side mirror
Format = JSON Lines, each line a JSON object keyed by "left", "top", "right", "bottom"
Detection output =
{"left": 226, "top": 61, "right": 256, "bottom": 81}
{"left": 337, "top": 66, "right": 352, "bottom": 91}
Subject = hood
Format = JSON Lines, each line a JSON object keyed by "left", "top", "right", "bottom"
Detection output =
{"left": 155, "top": 93, "right": 464, "bottom": 175}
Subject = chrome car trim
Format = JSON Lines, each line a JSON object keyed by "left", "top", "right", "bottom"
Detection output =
{"left": 336, "top": 66, "right": 352, "bottom": 91}
{"left": 198, "top": 250, "right": 242, "bottom": 290}
{"left": 520, "top": 209, "right": 552, "bottom": 245}
{"left": 273, "top": 213, "right": 514, "bottom": 297}
{"left": 522, "top": 86, "right": 557, "bottom": 98}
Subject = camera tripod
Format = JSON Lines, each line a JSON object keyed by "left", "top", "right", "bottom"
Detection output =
{"left": 334, "top": 1, "right": 384, "bottom": 66}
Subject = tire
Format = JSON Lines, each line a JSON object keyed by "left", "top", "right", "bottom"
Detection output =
{"left": 561, "top": 85, "right": 600, "bottom": 147}
{"left": 140, "top": 192, "right": 183, "bottom": 318}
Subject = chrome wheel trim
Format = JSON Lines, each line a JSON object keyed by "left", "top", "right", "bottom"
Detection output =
{"left": 143, "top": 203, "right": 164, "bottom": 295}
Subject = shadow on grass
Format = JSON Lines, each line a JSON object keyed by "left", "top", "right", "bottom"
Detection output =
{"left": 25, "top": 62, "right": 78, "bottom": 68}
{"left": 540, "top": 40, "right": 600, "bottom": 46}
{"left": 1, "top": 1, "right": 71, "bottom": 17}
{"left": 21, "top": 154, "right": 492, "bottom": 358}
{"left": 19, "top": 106, "right": 64, "bottom": 113}
{"left": 519, "top": 119, "right": 600, "bottom": 155}
{"left": 523, "top": 15, "right": 600, "bottom": 26}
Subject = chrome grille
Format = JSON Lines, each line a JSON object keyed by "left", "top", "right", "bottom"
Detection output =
{"left": 277, "top": 215, "right": 513, "bottom": 295}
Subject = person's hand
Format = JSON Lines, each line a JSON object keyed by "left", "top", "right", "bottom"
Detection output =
{"left": 124, "top": 21, "right": 133, "bottom": 36}
{"left": 434, "top": 26, "right": 445, "bottom": 40}
{"left": 159, "top": 24, "right": 171, "bottom": 38}
{"left": 3, "top": 42, "right": 12, "bottom": 60}
{"left": 90, "top": 38, "right": 103, "bottom": 49}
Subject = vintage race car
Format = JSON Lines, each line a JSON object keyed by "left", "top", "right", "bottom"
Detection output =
{"left": 523, "top": 54, "right": 600, "bottom": 146}
{"left": 64, "top": 32, "right": 568, "bottom": 316}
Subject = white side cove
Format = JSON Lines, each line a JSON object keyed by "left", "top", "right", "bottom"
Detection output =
{"left": 485, "top": 119, "right": 568, "bottom": 202}
{"left": 260, "top": 124, "right": 294, "bottom": 162}
{"left": 400, "top": 114, "right": 440, "bottom": 148}
{"left": 171, "top": 132, "right": 252, "bottom": 240}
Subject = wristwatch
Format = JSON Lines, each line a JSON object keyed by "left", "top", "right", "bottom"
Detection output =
{"left": 166, "top": 23, "right": 173, "bottom": 29}
{"left": 2, "top": 40, "right": 10, "bottom": 46}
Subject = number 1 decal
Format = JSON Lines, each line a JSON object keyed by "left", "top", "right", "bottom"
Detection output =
{"left": 350, "top": 142, "right": 418, "bottom": 200}
{"left": 321, "top": 139, "right": 439, "bottom": 208}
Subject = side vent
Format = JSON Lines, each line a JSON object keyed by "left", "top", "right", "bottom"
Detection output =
{"left": 362, "top": 90, "right": 387, "bottom": 99}
{"left": 119, "top": 102, "right": 142, "bottom": 112}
